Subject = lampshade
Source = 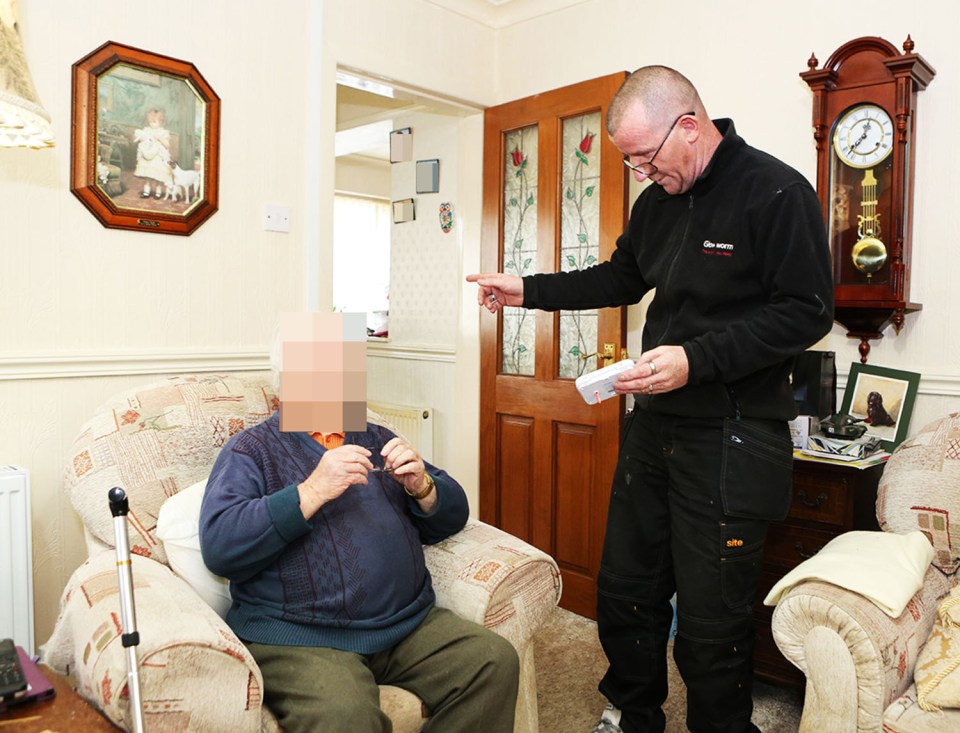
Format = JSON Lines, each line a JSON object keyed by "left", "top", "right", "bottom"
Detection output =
{"left": 0, "top": 0, "right": 54, "bottom": 148}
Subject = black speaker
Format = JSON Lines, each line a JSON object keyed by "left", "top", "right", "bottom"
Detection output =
{"left": 791, "top": 350, "right": 836, "bottom": 418}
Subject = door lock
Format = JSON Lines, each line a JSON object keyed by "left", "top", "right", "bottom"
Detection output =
{"left": 601, "top": 343, "right": 616, "bottom": 366}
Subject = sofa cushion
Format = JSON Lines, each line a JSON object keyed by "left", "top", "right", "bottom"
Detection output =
{"left": 885, "top": 683, "right": 960, "bottom": 731}
{"left": 915, "top": 584, "right": 960, "bottom": 712}
{"left": 878, "top": 412, "right": 960, "bottom": 574}
{"left": 156, "top": 478, "right": 232, "bottom": 617}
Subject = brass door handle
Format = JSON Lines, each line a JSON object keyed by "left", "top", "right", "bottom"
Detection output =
{"left": 579, "top": 343, "right": 619, "bottom": 367}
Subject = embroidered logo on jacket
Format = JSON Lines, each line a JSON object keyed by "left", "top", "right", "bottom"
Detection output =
{"left": 702, "top": 239, "right": 735, "bottom": 257}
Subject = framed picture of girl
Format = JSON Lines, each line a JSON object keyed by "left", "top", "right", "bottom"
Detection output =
{"left": 71, "top": 41, "right": 221, "bottom": 235}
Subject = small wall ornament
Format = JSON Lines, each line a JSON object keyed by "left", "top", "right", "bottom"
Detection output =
{"left": 439, "top": 202, "right": 453, "bottom": 233}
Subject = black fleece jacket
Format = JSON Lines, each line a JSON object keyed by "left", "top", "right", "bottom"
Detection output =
{"left": 524, "top": 119, "right": 834, "bottom": 420}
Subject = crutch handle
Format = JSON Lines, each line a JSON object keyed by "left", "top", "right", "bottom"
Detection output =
{"left": 109, "top": 487, "right": 129, "bottom": 516}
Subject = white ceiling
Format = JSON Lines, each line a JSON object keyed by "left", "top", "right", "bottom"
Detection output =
{"left": 424, "top": 0, "right": 589, "bottom": 29}
{"left": 336, "top": 78, "right": 481, "bottom": 162}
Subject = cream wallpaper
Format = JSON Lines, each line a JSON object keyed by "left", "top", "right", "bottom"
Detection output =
{"left": 388, "top": 111, "right": 465, "bottom": 347}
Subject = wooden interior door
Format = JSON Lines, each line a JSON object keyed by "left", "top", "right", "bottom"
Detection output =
{"left": 479, "top": 73, "right": 629, "bottom": 619}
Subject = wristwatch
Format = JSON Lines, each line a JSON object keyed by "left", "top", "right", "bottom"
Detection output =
{"left": 405, "top": 472, "right": 435, "bottom": 500}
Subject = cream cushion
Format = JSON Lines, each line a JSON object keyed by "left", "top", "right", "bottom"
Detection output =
{"left": 764, "top": 530, "right": 934, "bottom": 617}
{"left": 155, "top": 478, "right": 232, "bottom": 618}
{"left": 914, "top": 584, "right": 960, "bottom": 712}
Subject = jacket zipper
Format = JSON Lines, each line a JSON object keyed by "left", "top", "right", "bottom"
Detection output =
{"left": 654, "top": 193, "right": 695, "bottom": 348}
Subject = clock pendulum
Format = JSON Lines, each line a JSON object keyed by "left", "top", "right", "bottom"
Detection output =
{"left": 851, "top": 168, "right": 887, "bottom": 277}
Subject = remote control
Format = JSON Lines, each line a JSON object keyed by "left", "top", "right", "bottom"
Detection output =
{"left": 0, "top": 638, "right": 27, "bottom": 699}
{"left": 575, "top": 358, "right": 636, "bottom": 404}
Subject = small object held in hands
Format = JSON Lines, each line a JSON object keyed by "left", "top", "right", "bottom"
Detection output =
{"left": 575, "top": 359, "right": 636, "bottom": 404}
{"left": 370, "top": 466, "right": 396, "bottom": 474}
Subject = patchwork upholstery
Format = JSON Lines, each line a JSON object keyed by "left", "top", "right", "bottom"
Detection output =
{"left": 771, "top": 413, "right": 960, "bottom": 732}
{"left": 44, "top": 372, "right": 561, "bottom": 732}
{"left": 878, "top": 414, "right": 960, "bottom": 575}
{"left": 64, "top": 373, "right": 278, "bottom": 566}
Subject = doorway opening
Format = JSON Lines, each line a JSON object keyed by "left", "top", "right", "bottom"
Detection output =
{"left": 334, "top": 68, "right": 481, "bottom": 341}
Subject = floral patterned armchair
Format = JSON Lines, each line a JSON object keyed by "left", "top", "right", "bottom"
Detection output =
{"left": 771, "top": 413, "right": 960, "bottom": 732}
{"left": 42, "top": 373, "right": 561, "bottom": 732}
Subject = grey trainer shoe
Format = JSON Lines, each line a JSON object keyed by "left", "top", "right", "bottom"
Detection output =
{"left": 591, "top": 703, "right": 623, "bottom": 733}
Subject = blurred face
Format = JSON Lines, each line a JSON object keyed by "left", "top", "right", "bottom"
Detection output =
{"left": 611, "top": 105, "right": 695, "bottom": 195}
{"left": 278, "top": 312, "right": 367, "bottom": 432}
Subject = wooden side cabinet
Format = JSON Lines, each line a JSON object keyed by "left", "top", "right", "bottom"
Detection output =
{"left": 753, "top": 458, "right": 884, "bottom": 686}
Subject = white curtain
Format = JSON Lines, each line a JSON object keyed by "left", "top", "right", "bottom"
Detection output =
{"left": 333, "top": 194, "right": 391, "bottom": 333}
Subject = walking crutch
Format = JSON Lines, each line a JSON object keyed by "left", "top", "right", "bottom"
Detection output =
{"left": 109, "top": 487, "right": 146, "bottom": 733}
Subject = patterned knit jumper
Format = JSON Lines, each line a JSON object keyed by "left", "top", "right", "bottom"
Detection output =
{"left": 199, "top": 413, "right": 468, "bottom": 653}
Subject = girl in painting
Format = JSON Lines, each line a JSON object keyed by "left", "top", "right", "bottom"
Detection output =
{"left": 134, "top": 107, "right": 174, "bottom": 198}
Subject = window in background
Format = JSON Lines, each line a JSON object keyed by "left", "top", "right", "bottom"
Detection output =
{"left": 333, "top": 193, "right": 391, "bottom": 336}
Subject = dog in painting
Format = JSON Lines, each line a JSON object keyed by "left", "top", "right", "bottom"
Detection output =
{"left": 166, "top": 161, "right": 201, "bottom": 203}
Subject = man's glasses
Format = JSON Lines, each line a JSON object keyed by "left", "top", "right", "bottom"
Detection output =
{"left": 623, "top": 111, "right": 695, "bottom": 177}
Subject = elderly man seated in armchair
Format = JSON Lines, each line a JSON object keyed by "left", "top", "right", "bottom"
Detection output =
{"left": 199, "top": 312, "right": 519, "bottom": 733}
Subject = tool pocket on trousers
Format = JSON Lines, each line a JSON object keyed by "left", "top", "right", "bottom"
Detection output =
{"left": 720, "top": 520, "right": 767, "bottom": 609}
{"left": 720, "top": 417, "right": 793, "bottom": 521}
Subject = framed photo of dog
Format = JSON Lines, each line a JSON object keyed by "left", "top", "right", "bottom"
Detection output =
{"left": 71, "top": 41, "right": 221, "bottom": 235}
{"left": 840, "top": 363, "right": 921, "bottom": 450}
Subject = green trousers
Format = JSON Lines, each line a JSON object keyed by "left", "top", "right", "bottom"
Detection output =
{"left": 246, "top": 607, "right": 520, "bottom": 733}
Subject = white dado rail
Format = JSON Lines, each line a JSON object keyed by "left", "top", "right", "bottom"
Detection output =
{"left": 0, "top": 351, "right": 269, "bottom": 381}
{"left": 0, "top": 342, "right": 456, "bottom": 381}
{"left": 4, "top": 349, "right": 956, "bottom": 397}
{"left": 367, "top": 341, "right": 456, "bottom": 363}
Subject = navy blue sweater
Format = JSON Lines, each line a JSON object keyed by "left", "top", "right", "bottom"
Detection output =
{"left": 198, "top": 414, "right": 469, "bottom": 653}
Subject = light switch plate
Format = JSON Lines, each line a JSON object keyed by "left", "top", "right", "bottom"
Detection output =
{"left": 264, "top": 204, "right": 290, "bottom": 232}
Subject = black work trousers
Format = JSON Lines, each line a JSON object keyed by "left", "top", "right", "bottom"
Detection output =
{"left": 596, "top": 409, "right": 792, "bottom": 733}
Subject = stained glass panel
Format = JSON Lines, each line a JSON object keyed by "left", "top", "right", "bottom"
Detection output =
{"left": 559, "top": 112, "right": 601, "bottom": 379}
{"left": 501, "top": 125, "right": 538, "bottom": 376}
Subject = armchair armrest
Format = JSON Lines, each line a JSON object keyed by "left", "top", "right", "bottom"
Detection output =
{"left": 43, "top": 550, "right": 267, "bottom": 732}
{"left": 424, "top": 519, "right": 561, "bottom": 651}
{"left": 770, "top": 566, "right": 954, "bottom": 733}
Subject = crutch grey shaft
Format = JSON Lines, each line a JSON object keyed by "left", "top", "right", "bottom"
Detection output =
{"left": 109, "top": 487, "right": 145, "bottom": 733}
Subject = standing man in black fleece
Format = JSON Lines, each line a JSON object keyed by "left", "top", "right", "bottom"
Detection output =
{"left": 467, "top": 66, "right": 833, "bottom": 733}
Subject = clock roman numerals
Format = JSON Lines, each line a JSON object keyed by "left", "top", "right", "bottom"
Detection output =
{"left": 834, "top": 104, "right": 894, "bottom": 168}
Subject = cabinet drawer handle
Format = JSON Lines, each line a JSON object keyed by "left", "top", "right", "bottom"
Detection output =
{"left": 797, "top": 490, "right": 828, "bottom": 508}
{"left": 794, "top": 542, "right": 823, "bottom": 560}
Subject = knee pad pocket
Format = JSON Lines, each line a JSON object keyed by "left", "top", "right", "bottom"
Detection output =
{"left": 719, "top": 519, "right": 766, "bottom": 609}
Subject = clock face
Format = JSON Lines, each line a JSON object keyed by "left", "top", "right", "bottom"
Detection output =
{"left": 832, "top": 104, "right": 894, "bottom": 168}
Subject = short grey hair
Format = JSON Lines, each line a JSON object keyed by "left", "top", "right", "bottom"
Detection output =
{"left": 606, "top": 66, "right": 702, "bottom": 136}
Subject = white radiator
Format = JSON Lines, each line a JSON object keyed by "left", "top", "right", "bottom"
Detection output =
{"left": 368, "top": 402, "right": 434, "bottom": 463}
{"left": 0, "top": 465, "right": 33, "bottom": 655}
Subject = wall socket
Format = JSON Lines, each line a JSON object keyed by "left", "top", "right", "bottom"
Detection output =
{"left": 263, "top": 204, "right": 290, "bottom": 233}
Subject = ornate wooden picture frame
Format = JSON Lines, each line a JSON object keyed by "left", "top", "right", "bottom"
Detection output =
{"left": 71, "top": 41, "right": 221, "bottom": 235}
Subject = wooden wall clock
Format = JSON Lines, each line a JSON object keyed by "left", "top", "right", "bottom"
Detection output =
{"left": 801, "top": 36, "right": 935, "bottom": 362}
